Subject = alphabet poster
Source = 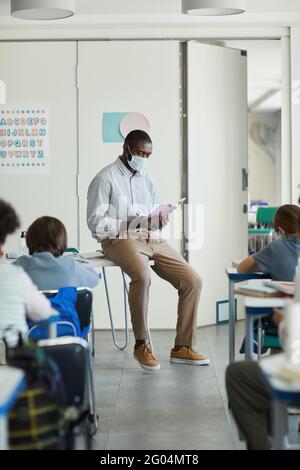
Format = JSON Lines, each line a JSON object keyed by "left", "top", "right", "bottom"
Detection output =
{"left": 0, "top": 105, "right": 49, "bottom": 174}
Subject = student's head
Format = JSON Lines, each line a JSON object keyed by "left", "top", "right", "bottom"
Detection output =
{"left": 123, "top": 130, "right": 153, "bottom": 162}
{"left": 0, "top": 199, "right": 20, "bottom": 256}
{"left": 26, "top": 216, "right": 67, "bottom": 257}
{"left": 274, "top": 204, "right": 300, "bottom": 237}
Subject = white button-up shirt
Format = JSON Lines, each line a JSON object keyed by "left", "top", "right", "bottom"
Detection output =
{"left": 87, "top": 157, "right": 158, "bottom": 241}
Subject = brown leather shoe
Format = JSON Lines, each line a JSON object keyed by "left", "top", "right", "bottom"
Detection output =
{"left": 170, "top": 346, "right": 210, "bottom": 365}
{"left": 134, "top": 343, "right": 160, "bottom": 372}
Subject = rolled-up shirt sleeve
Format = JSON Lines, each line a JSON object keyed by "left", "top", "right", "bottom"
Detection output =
{"left": 87, "top": 176, "right": 123, "bottom": 241}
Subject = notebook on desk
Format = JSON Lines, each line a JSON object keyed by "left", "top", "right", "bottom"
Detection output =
{"left": 234, "top": 284, "right": 284, "bottom": 298}
{"left": 264, "top": 281, "right": 295, "bottom": 297}
{"left": 79, "top": 251, "right": 105, "bottom": 260}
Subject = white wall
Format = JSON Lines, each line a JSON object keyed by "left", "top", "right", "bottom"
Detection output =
{"left": 248, "top": 111, "right": 281, "bottom": 206}
{"left": 0, "top": 42, "right": 78, "bottom": 253}
{"left": 291, "top": 28, "right": 300, "bottom": 204}
{"left": 77, "top": 41, "right": 182, "bottom": 330}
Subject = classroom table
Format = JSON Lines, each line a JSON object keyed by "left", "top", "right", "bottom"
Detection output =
{"left": 80, "top": 252, "right": 155, "bottom": 351}
{"left": 244, "top": 296, "right": 287, "bottom": 360}
{"left": 0, "top": 366, "right": 25, "bottom": 450}
{"left": 259, "top": 353, "right": 300, "bottom": 450}
{"left": 225, "top": 267, "right": 270, "bottom": 363}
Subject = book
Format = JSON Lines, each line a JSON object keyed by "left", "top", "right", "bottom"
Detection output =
{"left": 276, "top": 361, "right": 300, "bottom": 385}
{"left": 234, "top": 284, "right": 284, "bottom": 298}
{"left": 264, "top": 281, "right": 295, "bottom": 296}
{"left": 146, "top": 198, "right": 186, "bottom": 219}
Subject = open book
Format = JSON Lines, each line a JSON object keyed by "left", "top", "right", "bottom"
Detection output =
{"left": 234, "top": 284, "right": 284, "bottom": 298}
{"left": 146, "top": 198, "right": 186, "bottom": 219}
{"left": 277, "top": 361, "right": 300, "bottom": 385}
{"left": 264, "top": 281, "right": 295, "bottom": 297}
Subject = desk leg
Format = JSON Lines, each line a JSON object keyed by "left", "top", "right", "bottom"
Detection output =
{"left": 257, "top": 318, "right": 262, "bottom": 359}
{"left": 245, "top": 316, "right": 254, "bottom": 361}
{"left": 0, "top": 415, "right": 8, "bottom": 450}
{"left": 272, "top": 400, "right": 289, "bottom": 450}
{"left": 229, "top": 279, "right": 235, "bottom": 363}
{"left": 102, "top": 267, "right": 128, "bottom": 351}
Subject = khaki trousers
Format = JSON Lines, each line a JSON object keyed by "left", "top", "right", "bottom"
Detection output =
{"left": 101, "top": 238, "right": 202, "bottom": 346}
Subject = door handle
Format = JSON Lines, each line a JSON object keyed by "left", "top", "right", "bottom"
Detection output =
{"left": 242, "top": 168, "right": 248, "bottom": 191}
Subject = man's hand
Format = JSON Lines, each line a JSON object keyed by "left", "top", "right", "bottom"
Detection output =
{"left": 147, "top": 213, "right": 169, "bottom": 231}
{"left": 121, "top": 213, "right": 170, "bottom": 233}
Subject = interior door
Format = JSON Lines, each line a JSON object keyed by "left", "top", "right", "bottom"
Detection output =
{"left": 186, "top": 42, "right": 248, "bottom": 326}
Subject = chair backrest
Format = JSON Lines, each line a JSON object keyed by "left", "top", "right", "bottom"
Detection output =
{"left": 44, "top": 287, "right": 93, "bottom": 332}
{"left": 37, "top": 337, "right": 90, "bottom": 409}
{"left": 256, "top": 207, "right": 278, "bottom": 227}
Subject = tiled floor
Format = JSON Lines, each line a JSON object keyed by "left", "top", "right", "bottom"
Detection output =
{"left": 90, "top": 321, "right": 253, "bottom": 450}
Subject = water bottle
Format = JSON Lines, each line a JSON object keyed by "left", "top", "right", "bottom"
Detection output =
{"left": 19, "top": 231, "right": 29, "bottom": 256}
{"left": 294, "top": 257, "right": 300, "bottom": 301}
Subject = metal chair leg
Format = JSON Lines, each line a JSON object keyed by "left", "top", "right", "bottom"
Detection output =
{"left": 103, "top": 267, "right": 129, "bottom": 351}
{"left": 90, "top": 309, "right": 96, "bottom": 357}
{"left": 87, "top": 352, "right": 98, "bottom": 436}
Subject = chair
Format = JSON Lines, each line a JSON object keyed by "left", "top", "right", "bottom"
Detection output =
{"left": 27, "top": 287, "right": 95, "bottom": 355}
{"left": 37, "top": 336, "right": 98, "bottom": 444}
{"left": 248, "top": 206, "right": 278, "bottom": 254}
{"left": 27, "top": 288, "right": 98, "bottom": 436}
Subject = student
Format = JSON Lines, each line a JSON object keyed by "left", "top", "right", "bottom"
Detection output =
{"left": 14, "top": 216, "right": 99, "bottom": 291}
{"left": 226, "top": 309, "right": 289, "bottom": 450}
{"left": 238, "top": 204, "right": 300, "bottom": 354}
{"left": 237, "top": 204, "right": 300, "bottom": 282}
{"left": 0, "top": 200, "right": 54, "bottom": 346}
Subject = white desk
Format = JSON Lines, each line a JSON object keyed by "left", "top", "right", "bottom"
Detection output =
{"left": 80, "top": 252, "right": 154, "bottom": 351}
{"left": 0, "top": 366, "right": 25, "bottom": 450}
{"left": 259, "top": 354, "right": 300, "bottom": 450}
{"left": 225, "top": 267, "right": 270, "bottom": 363}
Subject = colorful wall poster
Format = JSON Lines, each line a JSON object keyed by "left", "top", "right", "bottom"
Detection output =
{"left": 102, "top": 112, "right": 151, "bottom": 143}
{"left": 0, "top": 105, "right": 49, "bottom": 174}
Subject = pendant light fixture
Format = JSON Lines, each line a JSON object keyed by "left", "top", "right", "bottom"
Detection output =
{"left": 182, "top": 0, "right": 246, "bottom": 16}
{"left": 11, "top": 0, "right": 75, "bottom": 20}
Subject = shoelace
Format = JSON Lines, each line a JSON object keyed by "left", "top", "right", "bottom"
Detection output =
{"left": 141, "top": 344, "right": 157, "bottom": 361}
{"left": 183, "top": 346, "right": 202, "bottom": 357}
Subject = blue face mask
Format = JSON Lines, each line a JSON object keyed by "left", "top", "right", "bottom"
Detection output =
{"left": 127, "top": 146, "right": 148, "bottom": 173}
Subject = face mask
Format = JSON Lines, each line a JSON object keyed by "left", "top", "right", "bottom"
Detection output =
{"left": 127, "top": 146, "right": 148, "bottom": 173}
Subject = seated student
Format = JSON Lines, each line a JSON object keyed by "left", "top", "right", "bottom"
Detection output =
{"left": 238, "top": 204, "right": 300, "bottom": 281}
{"left": 226, "top": 309, "right": 290, "bottom": 450}
{"left": 238, "top": 204, "right": 300, "bottom": 353}
{"left": 14, "top": 216, "right": 99, "bottom": 291}
{"left": 0, "top": 200, "right": 54, "bottom": 347}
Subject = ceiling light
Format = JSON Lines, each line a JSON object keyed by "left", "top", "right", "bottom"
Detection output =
{"left": 182, "top": 0, "right": 246, "bottom": 16}
{"left": 11, "top": 0, "right": 75, "bottom": 20}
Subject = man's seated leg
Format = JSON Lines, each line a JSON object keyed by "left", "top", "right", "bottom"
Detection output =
{"left": 151, "top": 240, "right": 209, "bottom": 365}
{"left": 101, "top": 238, "right": 160, "bottom": 372}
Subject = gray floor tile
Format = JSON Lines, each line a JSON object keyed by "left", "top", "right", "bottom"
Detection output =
{"left": 89, "top": 322, "right": 285, "bottom": 450}
{"left": 106, "top": 431, "right": 234, "bottom": 450}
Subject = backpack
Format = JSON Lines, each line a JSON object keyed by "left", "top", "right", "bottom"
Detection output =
{"left": 5, "top": 333, "right": 70, "bottom": 450}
